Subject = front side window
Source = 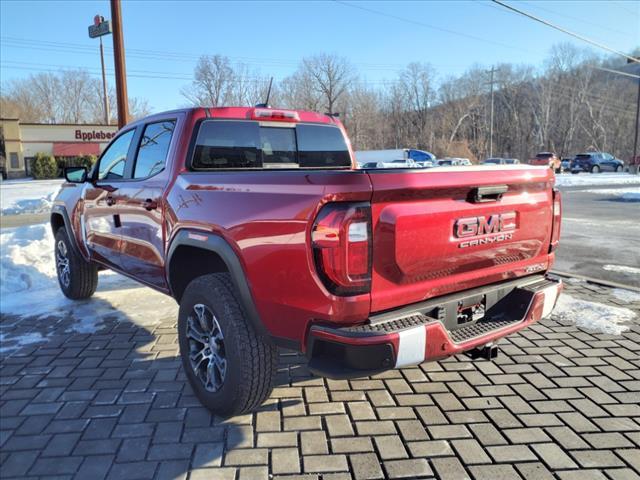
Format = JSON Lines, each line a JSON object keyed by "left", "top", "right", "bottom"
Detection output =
{"left": 134, "top": 120, "right": 176, "bottom": 179}
{"left": 98, "top": 129, "right": 135, "bottom": 180}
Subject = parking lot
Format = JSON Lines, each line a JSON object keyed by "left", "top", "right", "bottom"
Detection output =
{"left": 555, "top": 184, "right": 640, "bottom": 287}
{"left": 1, "top": 279, "right": 639, "bottom": 480}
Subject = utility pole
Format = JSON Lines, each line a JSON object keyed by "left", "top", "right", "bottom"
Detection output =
{"left": 487, "top": 66, "right": 496, "bottom": 158}
{"left": 88, "top": 15, "right": 112, "bottom": 125}
{"left": 110, "top": 0, "right": 129, "bottom": 129}
{"left": 633, "top": 71, "right": 640, "bottom": 175}
{"left": 99, "top": 36, "right": 110, "bottom": 125}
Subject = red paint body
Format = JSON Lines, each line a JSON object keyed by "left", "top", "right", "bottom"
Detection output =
{"left": 53, "top": 107, "right": 560, "bottom": 356}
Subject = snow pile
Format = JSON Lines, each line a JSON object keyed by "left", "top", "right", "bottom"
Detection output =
{"left": 576, "top": 187, "right": 640, "bottom": 201}
{"left": 555, "top": 173, "right": 640, "bottom": 188}
{"left": 612, "top": 289, "right": 640, "bottom": 303}
{"left": 1, "top": 223, "right": 178, "bottom": 353}
{"left": 552, "top": 294, "right": 635, "bottom": 335}
{"left": 603, "top": 264, "right": 640, "bottom": 276}
{"left": 0, "top": 179, "right": 64, "bottom": 216}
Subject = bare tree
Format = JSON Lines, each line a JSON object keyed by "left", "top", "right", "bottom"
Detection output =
{"left": 182, "top": 55, "right": 235, "bottom": 107}
{"left": 1, "top": 69, "right": 149, "bottom": 125}
{"left": 296, "top": 54, "right": 354, "bottom": 114}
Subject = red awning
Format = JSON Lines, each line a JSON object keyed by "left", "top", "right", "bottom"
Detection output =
{"left": 52, "top": 142, "right": 101, "bottom": 157}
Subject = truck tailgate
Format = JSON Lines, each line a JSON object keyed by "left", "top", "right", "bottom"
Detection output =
{"left": 368, "top": 166, "right": 555, "bottom": 312}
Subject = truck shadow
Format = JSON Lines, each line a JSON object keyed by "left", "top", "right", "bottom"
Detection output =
{"left": 0, "top": 285, "right": 306, "bottom": 478}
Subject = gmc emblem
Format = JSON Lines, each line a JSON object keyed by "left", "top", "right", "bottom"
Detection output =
{"left": 455, "top": 212, "right": 516, "bottom": 248}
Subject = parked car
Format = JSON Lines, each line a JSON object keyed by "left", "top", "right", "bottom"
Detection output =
{"left": 571, "top": 152, "right": 624, "bottom": 173}
{"left": 376, "top": 158, "right": 422, "bottom": 169}
{"left": 355, "top": 148, "right": 435, "bottom": 168}
{"left": 561, "top": 158, "right": 572, "bottom": 172}
{"left": 53, "top": 106, "right": 562, "bottom": 416}
{"left": 437, "top": 157, "right": 472, "bottom": 167}
{"left": 529, "top": 152, "right": 561, "bottom": 172}
{"left": 481, "top": 157, "right": 504, "bottom": 165}
{"left": 481, "top": 158, "right": 519, "bottom": 165}
{"left": 361, "top": 161, "right": 379, "bottom": 169}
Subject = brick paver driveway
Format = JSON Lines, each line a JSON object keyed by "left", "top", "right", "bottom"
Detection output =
{"left": 1, "top": 280, "right": 639, "bottom": 480}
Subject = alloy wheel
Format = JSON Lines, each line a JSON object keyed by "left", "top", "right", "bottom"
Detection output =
{"left": 56, "top": 240, "right": 71, "bottom": 288}
{"left": 186, "top": 304, "right": 227, "bottom": 392}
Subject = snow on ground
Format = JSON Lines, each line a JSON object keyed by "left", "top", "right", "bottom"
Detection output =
{"left": 0, "top": 223, "right": 177, "bottom": 354}
{"left": 0, "top": 179, "right": 64, "bottom": 216}
{"left": 612, "top": 289, "right": 640, "bottom": 304}
{"left": 603, "top": 264, "right": 640, "bottom": 276}
{"left": 575, "top": 186, "right": 640, "bottom": 201}
{"left": 553, "top": 293, "right": 635, "bottom": 335}
{"left": 555, "top": 173, "right": 640, "bottom": 188}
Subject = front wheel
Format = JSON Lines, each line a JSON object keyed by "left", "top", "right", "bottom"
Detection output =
{"left": 178, "top": 273, "right": 278, "bottom": 416}
{"left": 616, "top": 165, "right": 623, "bottom": 173}
{"left": 54, "top": 227, "right": 98, "bottom": 299}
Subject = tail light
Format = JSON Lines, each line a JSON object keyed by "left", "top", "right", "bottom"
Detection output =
{"left": 549, "top": 188, "right": 562, "bottom": 252}
{"left": 251, "top": 108, "right": 299, "bottom": 122}
{"left": 311, "top": 202, "right": 372, "bottom": 295}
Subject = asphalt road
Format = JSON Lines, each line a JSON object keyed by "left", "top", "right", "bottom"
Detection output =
{"left": 554, "top": 184, "right": 640, "bottom": 288}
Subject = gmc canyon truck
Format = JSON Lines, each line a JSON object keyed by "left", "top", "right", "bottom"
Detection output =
{"left": 52, "top": 107, "right": 563, "bottom": 416}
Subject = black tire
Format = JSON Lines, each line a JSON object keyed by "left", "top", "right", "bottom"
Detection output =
{"left": 178, "top": 273, "right": 278, "bottom": 416}
{"left": 571, "top": 170, "right": 579, "bottom": 174}
{"left": 54, "top": 227, "right": 98, "bottom": 299}
{"left": 591, "top": 165, "right": 601, "bottom": 173}
{"left": 616, "top": 165, "right": 622, "bottom": 173}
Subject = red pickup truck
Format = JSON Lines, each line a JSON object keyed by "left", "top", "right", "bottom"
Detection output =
{"left": 52, "top": 106, "right": 563, "bottom": 415}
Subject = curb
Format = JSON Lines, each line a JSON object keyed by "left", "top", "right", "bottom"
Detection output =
{"left": 550, "top": 270, "right": 640, "bottom": 293}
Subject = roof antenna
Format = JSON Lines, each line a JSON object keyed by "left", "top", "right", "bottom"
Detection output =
{"left": 255, "top": 77, "right": 273, "bottom": 108}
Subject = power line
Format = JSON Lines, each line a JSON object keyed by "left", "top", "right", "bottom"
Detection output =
{"left": 611, "top": 0, "right": 640, "bottom": 17}
{"left": 515, "top": 0, "right": 636, "bottom": 39}
{"left": 491, "top": 0, "right": 639, "bottom": 64}
{"left": 1, "top": 36, "right": 469, "bottom": 72}
{"left": 332, "top": 0, "right": 540, "bottom": 56}
{"left": 590, "top": 65, "right": 640, "bottom": 80}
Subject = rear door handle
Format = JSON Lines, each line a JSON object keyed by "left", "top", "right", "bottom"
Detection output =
{"left": 142, "top": 199, "right": 158, "bottom": 211}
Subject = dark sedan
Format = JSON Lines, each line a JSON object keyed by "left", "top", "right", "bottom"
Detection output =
{"left": 571, "top": 152, "right": 624, "bottom": 173}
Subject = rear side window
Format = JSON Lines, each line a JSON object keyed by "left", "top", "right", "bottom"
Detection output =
{"left": 192, "top": 121, "right": 260, "bottom": 169}
{"left": 191, "top": 120, "right": 351, "bottom": 170}
{"left": 134, "top": 120, "right": 176, "bottom": 179}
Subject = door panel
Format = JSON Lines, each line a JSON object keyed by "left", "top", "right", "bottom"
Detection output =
{"left": 118, "top": 179, "right": 167, "bottom": 289}
{"left": 117, "top": 119, "right": 176, "bottom": 290}
{"left": 83, "top": 183, "right": 122, "bottom": 268}
{"left": 82, "top": 128, "right": 136, "bottom": 268}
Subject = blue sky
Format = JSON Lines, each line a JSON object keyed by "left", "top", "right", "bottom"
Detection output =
{"left": 1, "top": 0, "right": 638, "bottom": 112}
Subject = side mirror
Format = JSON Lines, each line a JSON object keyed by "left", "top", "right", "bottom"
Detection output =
{"left": 64, "top": 166, "right": 88, "bottom": 183}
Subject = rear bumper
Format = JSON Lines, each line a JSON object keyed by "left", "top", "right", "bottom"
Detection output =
{"left": 307, "top": 275, "right": 562, "bottom": 379}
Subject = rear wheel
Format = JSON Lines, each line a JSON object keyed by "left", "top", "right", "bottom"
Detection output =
{"left": 178, "top": 273, "right": 278, "bottom": 416}
{"left": 54, "top": 227, "right": 98, "bottom": 299}
{"left": 591, "top": 165, "right": 601, "bottom": 173}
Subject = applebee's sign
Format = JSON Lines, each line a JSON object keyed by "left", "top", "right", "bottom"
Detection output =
{"left": 88, "top": 15, "right": 112, "bottom": 38}
{"left": 75, "top": 129, "right": 115, "bottom": 142}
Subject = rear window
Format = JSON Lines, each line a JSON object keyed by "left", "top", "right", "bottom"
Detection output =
{"left": 191, "top": 120, "right": 351, "bottom": 170}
